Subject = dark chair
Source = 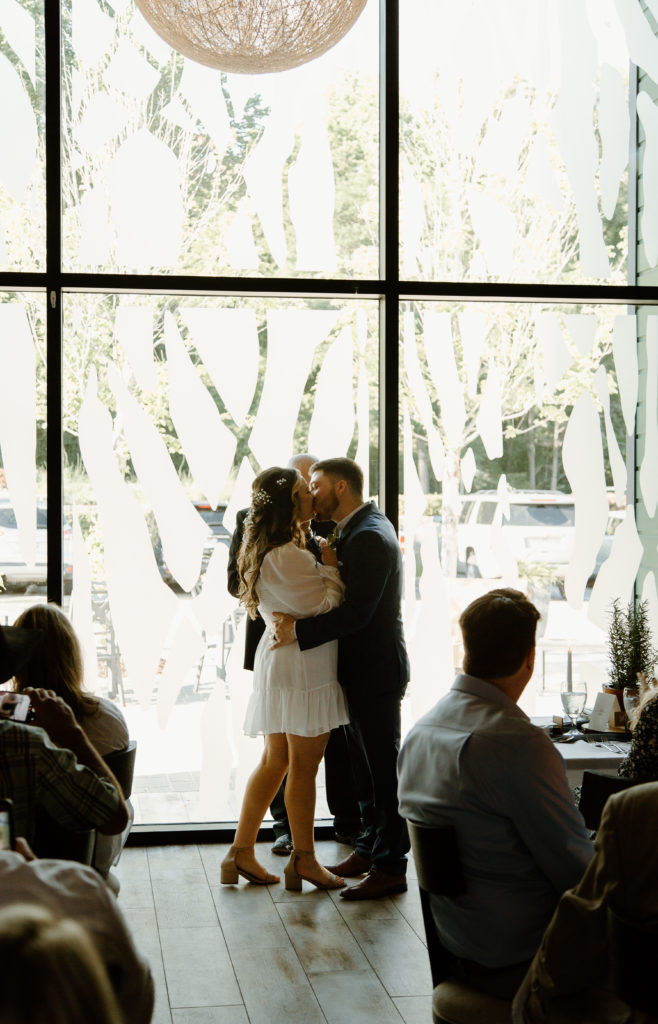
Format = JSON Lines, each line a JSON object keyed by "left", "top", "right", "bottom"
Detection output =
{"left": 608, "top": 908, "right": 658, "bottom": 1016}
{"left": 578, "top": 770, "right": 638, "bottom": 831}
{"left": 91, "top": 741, "right": 137, "bottom": 872}
{"left": 407, "top": 820, "right": 512, "bottom": 1024}
{"left": 102, "top": 740, "right": 137, "bottom": 800}
{"left": 33, "top": 810, "right": 94, "bottom": 864}
{"left": 33, "top": 741, "right": 137, "bottom": 869}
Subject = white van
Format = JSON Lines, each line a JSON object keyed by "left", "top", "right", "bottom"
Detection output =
{"left": 457, "top": 490, "right": 576, "bottom": 579}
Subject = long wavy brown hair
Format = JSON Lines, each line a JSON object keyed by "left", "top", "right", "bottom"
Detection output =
{"left": 13, "top": 603, "right": 99, "bottom": 720}
{"left": 237, "top": 466, "right": 306, "bottom": 618}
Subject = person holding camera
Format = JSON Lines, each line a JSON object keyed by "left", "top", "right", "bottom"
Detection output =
{"left": 0, "top": 624, "right": 128, "bottom": 852}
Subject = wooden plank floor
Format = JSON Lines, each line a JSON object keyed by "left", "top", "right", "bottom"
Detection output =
{"left": 115, "top": 839, "right": 433, "bottom": 1024}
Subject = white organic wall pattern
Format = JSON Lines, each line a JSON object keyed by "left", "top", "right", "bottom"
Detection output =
{"left": 561, "top": 393, "right": 609, "bottom": 608}
{"left": 0, "top": 304, "right": 36, "bottom": 565}
{"left": 78, "top": 368, "right": 179, "bottom": 706}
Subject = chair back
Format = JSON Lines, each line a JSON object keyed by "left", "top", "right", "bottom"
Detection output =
{"left": 407, "top": 821, "right": 465, "bottom": 989}
{"left": 608, "top": 908, "right": 658, "bottom": 1015}
{"left": 103, "top": 740, "right": 137, "bottom": 799}
{"left": 33, "top": 809, "right": 94, "bottom": 865}
{"left": 578, "top": 770, "right": 638, "bottom": 831}
{"left": 407, "top": 819, "right": 466, "bottom": 898}
{"left": 407, "top": 820, "right": 512, "bottom": 1021}
{"left": 32, "top": 742, "right": 136, "bottom": 871}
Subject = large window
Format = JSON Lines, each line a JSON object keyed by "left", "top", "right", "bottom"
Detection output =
{"left": 2, "top": 0, "right": 658, "bottom": 829}
{"left": 400, "top": 300, "right": 645, "bottom": 725}
{"left": 400, "top": 0, "right": 634, "bottom": 285}
{"left": 62, "top": 293, "right": 377, "bottom": 824}
{"left": 61, "top": 0, "right": 379, "bottom": 277}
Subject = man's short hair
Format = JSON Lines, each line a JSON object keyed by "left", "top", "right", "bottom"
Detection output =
{"left": 311, "top": 458, "right": 364, "bottom": 499}
{"left": 459, "top": 588, "right": 540, "bottom": 679}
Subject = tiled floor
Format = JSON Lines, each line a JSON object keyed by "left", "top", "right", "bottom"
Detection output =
{"left": 115, "top": 840, "right": 433, "bottom": 1024}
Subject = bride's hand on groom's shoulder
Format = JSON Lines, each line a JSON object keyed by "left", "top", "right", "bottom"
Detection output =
{"left": 271, "top": 612, "right": 296, "bottom": 649}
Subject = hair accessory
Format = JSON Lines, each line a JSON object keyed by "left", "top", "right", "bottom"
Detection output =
{"left": 276, "top": 477, "right": 287, "bottom": 487}
{"left": 252, "top": 489, "right": 272, "bottom": 508}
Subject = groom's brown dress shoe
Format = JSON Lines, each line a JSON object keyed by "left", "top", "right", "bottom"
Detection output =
{"left": 324, "top": 851, "right": 372, "bottom": 877}
{"left": 340, "top": 868, "right": 407, "bottom": 901}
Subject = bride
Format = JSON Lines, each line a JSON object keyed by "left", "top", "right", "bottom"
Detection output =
{"left": 221, "top": 466, "right": 349, "bottom": 891}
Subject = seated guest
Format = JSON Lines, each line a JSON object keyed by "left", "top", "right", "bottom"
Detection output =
{"left": 618, "top": 672, "right": 658, "bottom": 782}
{"left": 0, "top": 843, "right": 153, "bottom": 1024}
{"left": 13, "top": 603, "right": 128, "bottom": 756}
{"left": 0, "top": 623, "right": 129, "bottom": 850}
{"left": 0, "top": 905, "right": 122, "bottom": 1024}
{"left": 12, "top": 604, "right": 132, "bottom": 880}
{"left": 398, "top": 588, "right": 594, "bottom": 1000}
{"left": 512, "top": 781, "right": 658, "bottom": 1023}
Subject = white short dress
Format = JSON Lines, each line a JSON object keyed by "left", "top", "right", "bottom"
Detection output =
{"left": 243, "top": 542, "right": 349, "bottom": 738}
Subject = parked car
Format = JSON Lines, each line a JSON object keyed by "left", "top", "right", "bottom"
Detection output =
{"left": 457, "top": 489, "right": 576, "bottom": 580}
{"left": 0, "top": 496, "right": 73, "bottom": 592}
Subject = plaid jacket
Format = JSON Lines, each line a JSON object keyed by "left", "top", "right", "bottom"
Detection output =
{"left": 0, "top": 720, "right": 120, "bottom": 843}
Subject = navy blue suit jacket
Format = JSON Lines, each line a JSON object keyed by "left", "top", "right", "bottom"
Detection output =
{"left": 295, "top": 502, "right": 409, "bottom": 701}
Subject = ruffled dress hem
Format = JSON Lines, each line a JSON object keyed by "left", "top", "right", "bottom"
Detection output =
{"left": 243, "top": 681, "right": 349, "bottom": 738}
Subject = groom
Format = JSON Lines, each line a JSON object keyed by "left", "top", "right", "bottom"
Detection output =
{"left": 272, "top": 457, "right": 410, "bottom": 899}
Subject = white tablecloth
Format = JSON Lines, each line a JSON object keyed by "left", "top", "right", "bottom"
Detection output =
{"left": 555, "top": 737, "right": 631, "bottom": 788}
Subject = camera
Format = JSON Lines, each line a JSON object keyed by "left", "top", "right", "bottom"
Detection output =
{"left": 0, "top": 691, "right": 35, "bottom": 723}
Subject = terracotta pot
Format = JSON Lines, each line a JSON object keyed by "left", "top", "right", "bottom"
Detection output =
{"left": 603, "top": 686, "right": 625, "bottom": 716}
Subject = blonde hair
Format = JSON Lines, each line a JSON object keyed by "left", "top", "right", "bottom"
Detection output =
{"left": 0, "top": 904, "right": 123, "bottom": 1024}
{"left": 629, "top": 673, "right": 658, "bottom": 730}
{"left": 237, "top": 466, "right": 306, "bottom": 618}
{"left": 12, "top": 604, "right": 98, "bottom": 721}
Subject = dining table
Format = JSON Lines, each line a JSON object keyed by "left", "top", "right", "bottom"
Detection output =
{"left": 554, "top": 734, "right": 631, "bottom": 788}
{"left": 531, "top": 718, "right": 632, "bottom": 788}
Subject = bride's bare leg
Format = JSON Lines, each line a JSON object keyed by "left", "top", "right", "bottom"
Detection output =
{"left": 230, "top": 733, "right": 288, "bottom": 879}
{"left": 285, "top": 732, "right": 342, "bottom": 886}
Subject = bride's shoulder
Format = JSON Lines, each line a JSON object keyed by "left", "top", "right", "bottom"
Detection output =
{"left": 263, "top": 541, "right": 305, "bottom": 564}
{"left": 263, "top": 542, "right": 312, "bottom": 570}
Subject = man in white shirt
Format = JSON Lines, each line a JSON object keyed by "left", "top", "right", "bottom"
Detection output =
{"left": 398, "top": 588, "right": 594, "bottom": 998}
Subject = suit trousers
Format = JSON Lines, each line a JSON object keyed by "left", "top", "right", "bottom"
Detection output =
{"left": 348, "top": 690, "right": 410, "bottom": 876}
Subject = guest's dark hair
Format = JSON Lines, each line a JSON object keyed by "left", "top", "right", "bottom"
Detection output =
{"left": 311, "top": 458, "right": 364, "bottom": 499}
{"left": 459, "top": 588, "right": 540, "bottom": 679}
{"left": 237, "top": 467, "right": 306, "bottom": 618}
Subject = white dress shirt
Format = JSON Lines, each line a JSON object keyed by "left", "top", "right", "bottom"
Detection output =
{"left": 398, "top": 674, "right": 594, "bottom": 967}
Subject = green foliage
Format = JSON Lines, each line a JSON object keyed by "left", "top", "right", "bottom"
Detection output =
{"left": 607, "top": 599, "right": 657, "bottom": 690}
{"left": 424, "top": 493, "right": 442, "bottom": 516}
{"left": 326, "top": 73, "right": 379, "bottom": 276}
{"left": 517, "top": 560, "right": 560, "bottom": 588}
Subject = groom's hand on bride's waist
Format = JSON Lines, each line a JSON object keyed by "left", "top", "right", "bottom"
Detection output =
{"left": 271, "top": 612, "right": 297, "bottom": 648}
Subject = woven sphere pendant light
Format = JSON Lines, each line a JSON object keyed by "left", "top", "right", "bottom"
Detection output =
{"left": 135, "top": 0, "right": 369, "bottom": 74}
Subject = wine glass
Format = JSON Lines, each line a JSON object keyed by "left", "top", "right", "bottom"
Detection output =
{"left": 623, "top": 686, "right": 640, "bottom": 727}
{"left": 560, "top": 680, "right": 587, "bottom": 737}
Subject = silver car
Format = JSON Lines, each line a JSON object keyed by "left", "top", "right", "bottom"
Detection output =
{"left": 0, "top": 496, "right": 73, "bottom": 592}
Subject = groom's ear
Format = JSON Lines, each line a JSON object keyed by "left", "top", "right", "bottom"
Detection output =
{"left": 335, "top": 479, "right": 347, "bottom": 500}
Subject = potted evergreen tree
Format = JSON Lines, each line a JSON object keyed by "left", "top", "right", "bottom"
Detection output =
{"left": 606, "top": 598, "right": 657, "bottom": 713}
